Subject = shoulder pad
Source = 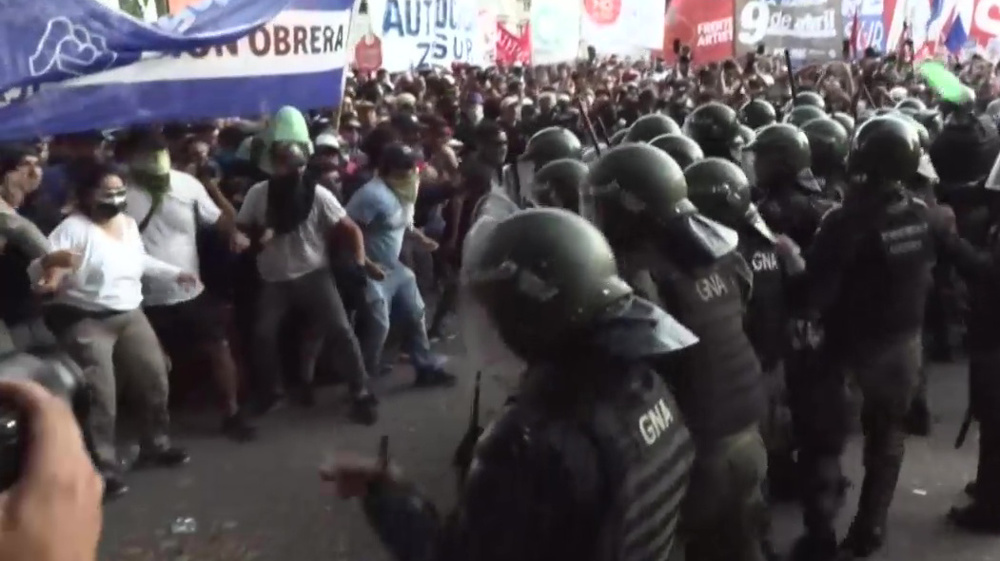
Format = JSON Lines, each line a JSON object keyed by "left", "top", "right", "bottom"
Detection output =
{"left": 818, "top": 202, "right": 843, "bottom": 224}
{"left": 911, "top": 196, "right": 929, "bottom": 208}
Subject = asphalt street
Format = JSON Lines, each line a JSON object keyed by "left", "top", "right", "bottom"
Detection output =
{"left": 99, "top": 349, "right": 1000, "bottom": 561}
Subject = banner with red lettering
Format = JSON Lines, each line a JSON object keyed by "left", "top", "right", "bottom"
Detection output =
{"left": 663, "top": 0, "right": 734, "bottom": 64}
{"left": 496, "top": 23, "right": 531, "bottom": 65}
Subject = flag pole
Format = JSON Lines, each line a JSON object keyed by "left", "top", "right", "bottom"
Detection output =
{"left": 335, "top": 0, "right": 365, "bottom": 131}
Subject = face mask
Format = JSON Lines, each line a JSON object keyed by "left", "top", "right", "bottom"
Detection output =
{"left": 385, "top": 171, "right": 419, "bottom": 204}
{"left": 467, "top": 106, "right": 484, "bottom": 123}
{"left": 91, "top": 190, "right": 127, "bottom": 222}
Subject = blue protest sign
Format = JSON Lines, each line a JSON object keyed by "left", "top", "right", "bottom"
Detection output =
{"left": 0, "top": 0, "right": 351, "bottom": 141}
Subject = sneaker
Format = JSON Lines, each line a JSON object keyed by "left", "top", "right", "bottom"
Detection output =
{"left": 414, "top": 368, "right": 457, "bottom": 388}
{"left": 348, "top": 394, "right": 378, "bottom": 426}
{"left": 133, "top": 446, "right": 190, "bottom": 470}
{"left": 222, "top": 412, "right": 258, "bottom": 442}
{"left": 102, "top": 473, "right": 129, "bottom": 502}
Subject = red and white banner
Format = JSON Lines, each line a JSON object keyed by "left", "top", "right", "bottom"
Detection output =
{"left": 662, "top": 0, "right": 734, "bottom": 63}
{"left": 496, "top": 23, "right": 531, "bottom": 65}
{"left": 885, "top": 0, "right": 1000, "bottom": 60}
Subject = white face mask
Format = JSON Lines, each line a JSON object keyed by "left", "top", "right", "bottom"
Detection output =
{"left": 467, "top": 106, "right": 484, "bottom": 123}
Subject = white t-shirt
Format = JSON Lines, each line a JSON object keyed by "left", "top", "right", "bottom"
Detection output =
{"left": 236, "top": 181, "right": 346, "bottom": 282}
{"left": 126, "top": 170, "right": 222, "bottom": 307}
{"left": 29, "top": 214, "right": 184, "bottom": 312}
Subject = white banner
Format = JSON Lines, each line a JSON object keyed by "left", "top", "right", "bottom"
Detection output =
{"left": 479, "top": 0, "right": 498, "bottom": 65}
{"left": 530, "top": 0, "right": 582, "bottom": 64}
{"left": 362, "top": 0, "right": 487, "bottom": 71}
{"left": 580, "top": 0, "right": 665, "bottom": 56}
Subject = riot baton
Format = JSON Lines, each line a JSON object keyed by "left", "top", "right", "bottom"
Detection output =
{"left": 955, "top": 407, "right": 974, "bottom": 449}
{"left": 784, "top": 49, "right": 798, "bottom": 99}
{"left": 576, "top": 98, "right": 604, "bottom": 157}
{"left": 452, "top": 371, "right": 483, "bottom": 487}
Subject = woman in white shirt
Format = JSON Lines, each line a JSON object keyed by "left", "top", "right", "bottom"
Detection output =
{"left": 29, "top": 159, "right": 195, "bottom": 501}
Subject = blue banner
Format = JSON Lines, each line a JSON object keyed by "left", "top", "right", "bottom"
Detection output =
{"left": 0, "top": 0, "right": 351, "bottom": 141}
{"left": 1, "top": 0, "right": 293, "bottom": 91}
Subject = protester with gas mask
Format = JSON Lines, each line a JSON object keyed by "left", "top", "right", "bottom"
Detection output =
{"left": 28, "top": 158, "right": 195, "bottom": 500}
{"left": 235, "top": 107, "right": 379, "bottom": 425}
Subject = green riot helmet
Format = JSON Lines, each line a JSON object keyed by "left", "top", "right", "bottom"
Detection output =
{"left": 744, "top": 123, "right": 820, "bottom": 192}
{"left": 897, "top": 113, "right": 931, "bottom": 150}
{"left": 739, "top": 99, "right": 777, "bottom": 129}
{"left": 847, "top": 115, "right": 922, "bottom": 182}
{"left": 801, "top": 117, "right": 850, "bottom": 176}
{"left": 913, "top": 109, "right": 943, "bottom": 139}
{"left": 683, "top": 102, "right": 743, "bottom": 161}
{"left": 988, "top": 99, "right": 1000, "bottom": 120}
{"left": 584, "top": 143, "right": 738, "bottom": 259}
{"left": 528, "top": 158, "right": 588, "bottom": 213}
{"left": 831, "top": 112, "right": 856, "bottom": 136}
{"left": 522, "top": 126, "right": 584, "bottom": 166}
{"left": 609, "top": 128, "right": 629, "bottom": 146}
{"left": 649, "top": 133, "right": 705, "bottom": 170}
{"left": 896, "top": 98, "right": 928, "bottom": 112}
{"left": 793, "top": 90, "right": 826, "bottom": 110}
{"left": 738, "top": 124, "right": 756, "bottom": 147}
{"left": 514, "top": 126, "right": 584, "bottom": 197}
{"left": 783, "top": 105, "right": 827, "bottom": 128}
{"left": 463, "top": 207, "right": 698, "bottom": 361}
{"left": 684, "top": 157, "right": 776, "bottom": 242}
{"left": 624, "top": 113, "right": 681, "bottom": 143}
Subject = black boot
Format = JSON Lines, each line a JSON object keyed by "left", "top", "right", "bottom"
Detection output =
{"left": 949, "top": 502, "right": 1000, "bottom": 534}
{"left": 791, "top": 531, "right": 839, "bottom": 561}
{"left": 839, "top": 523, "right": 885, "bottom": 558}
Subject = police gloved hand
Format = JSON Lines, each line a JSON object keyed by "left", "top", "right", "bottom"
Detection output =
{"left": 0, "top": 380, "right": 103, "bottom": 561}
{"left": 775, "top": 234, "right": 806, "bottom": 275}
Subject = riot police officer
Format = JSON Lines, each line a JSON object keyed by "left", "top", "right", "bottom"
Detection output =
{"left": 585, "top": 144, "right": 768, "bottom": 561}
{"left": 801, "top": 117, "right": 851, "bottom": 202}
{"left": 330, "top": 207, "right": 700, "bottom": 561}
{"left": 787, "top": 116, "right": 951, "bottom": 560}
{"left": 503, "top": 126, "right": 583, "bottom": 205}
{"left": 624, "top": 113, "right": 682, "bottom": 143}
{"left": 527, "top": 158, "right": 588, "bottom": 213}
{"left": 942, "top": 158, "right": 1000, "bottom": 533}
{"left": 684, "top": 102, "right": 745, "bottom": 163}
{"left": 746, "top": 123, "right": 831, "bottom": 248}
{"left": 684, "top": 157, "right": 798, "bottom": 500}
{"left": 650, "top": 133, "right": 705, "bottom": 169}
{"left": 784, "top": 105, "right": 828, "bottom": 129}
{"left": 831, "top": 112, "right": 856, "bottom": 137}
{"left": 739, "top": 99, "right": 777, "bottom": 130}
{"left": 793, "top": 91, "right": 826, "bottom": 110}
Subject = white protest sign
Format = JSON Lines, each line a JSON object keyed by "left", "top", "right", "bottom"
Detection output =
{"left": 580, "top": 0, "right": 665, "bottom": 56}
{"left": 362, "top": 0, "right": 486, "bottom": 71}
{"left": 530, "top": 0, "right": 582, "bottom": 64}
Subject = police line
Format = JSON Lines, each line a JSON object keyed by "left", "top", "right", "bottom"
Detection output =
{"left": 0, "top": 0, "right": 352, "bottom": 141}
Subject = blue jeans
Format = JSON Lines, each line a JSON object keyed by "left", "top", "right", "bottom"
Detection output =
{"left": 357, "top": 265, "right": 441, "bottom": 377}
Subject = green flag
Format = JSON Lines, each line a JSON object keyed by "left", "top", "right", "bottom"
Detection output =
{"left": 918, "top": 61, "right": 972, "bottom": 104}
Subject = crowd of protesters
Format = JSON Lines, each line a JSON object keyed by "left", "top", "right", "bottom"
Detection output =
{"left": 2, "top": 38, "right": 998, "bottom": 511}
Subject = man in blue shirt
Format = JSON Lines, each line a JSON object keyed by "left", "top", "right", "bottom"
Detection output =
{"left": 346, "top": 143, "right": 454, "bottom": 387}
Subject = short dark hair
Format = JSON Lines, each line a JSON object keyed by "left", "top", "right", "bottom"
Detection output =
{"left": 360, "top": 123, "right": 400, "bottom": 167}
{"left": 117, "top": 126, "right": 169, "bottom": 159}
{"left": 66, "top": 158, "right": 121, "bottom": 204}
